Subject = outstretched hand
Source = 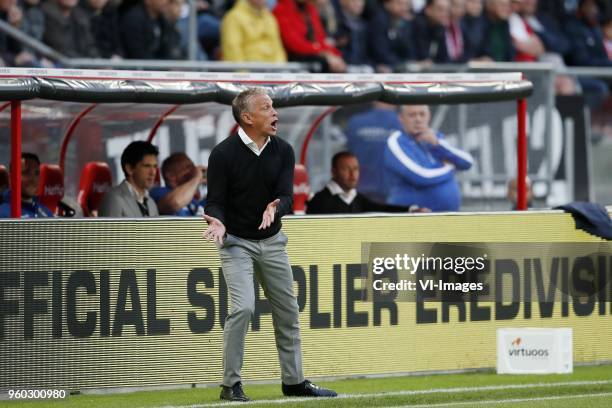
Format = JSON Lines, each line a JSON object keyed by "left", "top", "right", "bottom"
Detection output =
{"left": 259, "top": 199, "right": 280, "bottom": 230}
{"left": 203, "top": 214, "right": 226, "bottom": 245}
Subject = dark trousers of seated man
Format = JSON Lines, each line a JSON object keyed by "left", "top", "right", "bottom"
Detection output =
{"left": 219, "top": 230, "right": 304, "bottom": 387}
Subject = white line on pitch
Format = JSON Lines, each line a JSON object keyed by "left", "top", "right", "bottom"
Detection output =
{"left": 379, "top": 391, "right": 612, "bottom": 407}
{"left": 156, "top": 379, "right": 612, "bottom": 408}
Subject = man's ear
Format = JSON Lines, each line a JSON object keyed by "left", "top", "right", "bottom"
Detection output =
{"left": 124, "top": 163, "right": 134, "bottom": 178}
{"left": 241, "top": 112, "right": 252, "bottom": 126}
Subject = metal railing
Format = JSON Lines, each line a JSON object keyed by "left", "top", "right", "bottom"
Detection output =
{"left": 0, "top": 20, "right": 67, "bottom": 64}
{"left": 564, "top": 66, "right": 612, "bottom": 79}
{"left": 66, "top": 58, "right": 313, "bottom": 72}
{"left": 467, "top": 61, "right": 612, "bottom": 80}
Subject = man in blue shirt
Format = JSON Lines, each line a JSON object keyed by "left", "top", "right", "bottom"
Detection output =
{"left": 345, "top": 101, "right": 402, "bottom": 202}
{"left": 383, "top": 104, "right": 473, "bottom": 212}
{"left": 150, "top": 153, "right": 206, "bottom": 216}
{"left": 0, "top": 153, "right": 53, "bottom": 218}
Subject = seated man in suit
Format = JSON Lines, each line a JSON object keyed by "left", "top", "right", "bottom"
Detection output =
{"left": 99, "top": 141, "right": 159, "bottom": 217}
{"left": 306, "top": 151, "right": 428, "bottom": 214}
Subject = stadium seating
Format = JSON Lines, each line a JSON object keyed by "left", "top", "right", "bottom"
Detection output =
{"left": 78, "top": 162, "right": 112, "bottom": 217}
{"left": 37, "top": 164, "right": 65, "bottom": 214}
{"left": 293, "top": 164, "right": 310, "bottom": 215}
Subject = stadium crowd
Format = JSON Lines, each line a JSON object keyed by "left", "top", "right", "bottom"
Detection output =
{"left": 0, "top": 0, "right": 610, "bottom": 75}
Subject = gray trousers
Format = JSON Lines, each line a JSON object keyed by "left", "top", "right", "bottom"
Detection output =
{"left": 218, "top": 230, "right": 304, "bottom": 387}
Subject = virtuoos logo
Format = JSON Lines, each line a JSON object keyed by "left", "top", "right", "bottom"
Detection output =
{"left": 508, "top": 337, "right": 549, "bottom": 358}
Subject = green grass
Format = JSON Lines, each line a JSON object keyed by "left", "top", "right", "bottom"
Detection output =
{"left": 5, "top": 365, "right": 612, "bottom": 408}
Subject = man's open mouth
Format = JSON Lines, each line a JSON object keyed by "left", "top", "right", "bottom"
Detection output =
{"left": 271, "top": 120, "right": 278, "bottom": 130}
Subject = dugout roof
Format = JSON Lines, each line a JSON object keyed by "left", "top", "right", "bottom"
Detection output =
{"left": 0, "top": 69, "right": 532, "bottom": 106}
{"left": 0, "top": 69, "right": 533, "bottom": 217}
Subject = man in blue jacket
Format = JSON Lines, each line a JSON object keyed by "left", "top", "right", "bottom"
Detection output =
{"left": 0, "top": 153, "right": 53, "bottom": 218}
{"left": 345, "top": 101, "right": 402, "bottom": 202}
{"left": 150, "top": 152, "right": 206, "bottom": 216}
{"left": 383, "top": 105, "right": 473, "bottom": 212}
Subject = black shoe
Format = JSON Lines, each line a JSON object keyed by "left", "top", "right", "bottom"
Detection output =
{"left": 282, "top": 379, "right": 337, "bottom": 397}
{"left": 220, "top": 382, "right": 250, "bottom": 402}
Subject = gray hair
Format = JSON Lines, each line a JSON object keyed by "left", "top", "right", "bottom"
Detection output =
{"left": 398, "top": 104, "right": 430, "bottom": 114}
{"left": 231, "top": 88, "right": 269, "bottom": 125}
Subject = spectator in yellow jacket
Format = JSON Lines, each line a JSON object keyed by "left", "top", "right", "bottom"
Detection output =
{"left": 221, "top": 0, "right": 287, "bottom": 62}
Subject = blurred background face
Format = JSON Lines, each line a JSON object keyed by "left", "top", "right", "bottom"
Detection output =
{"left": 21, "top": 158, "right": 40, "bottom": 200}
{"left": 399, "top": 105, "right": 431, "bottom": 135}
{"left": 340, "top": 0, "right": 365, "bottom": 16}
{"left": 384, "top": 0, "right": 411, "bottom": 19}
{"left": 164, "top": 0, "right": 183, "bottom": 21}
{"left": 579, "top": 0, "right": 600, "bottom": 23}
{"left": 450, "top": 0, "right": 466, "bottom": 20}
{"left": 426, "top": 0, "right": 451, "bottom": 27}
{"left": 465, "top": 0, "right": 482, "bottom": 16}
{"left": 146, "top": 0, "right": 170, "bottom": 14}
{"left": 0, "top": 0, "right": 16, "bottom": 11}
{"left": 247, "top": 0, "right": 268, "bottom": 9}
{"left": 604, "top": 21, "right": 612, "bottom": 39}
{"left": 487, "top": 0, "right": 511, "bottom": 20}
{"left": 87, "top": 0, "right": 108, "bottom": 11}
{"left": 520, "top": 0, "right": 537, "bottom": 14}
{"left": 332, "top": 155, "right": 360, "bottom": 191}
{"left": 511, "top": 0, "right": 522, "bottom": 13}
{"left": 58, "top": 0, "right": 78, "bottom": 9}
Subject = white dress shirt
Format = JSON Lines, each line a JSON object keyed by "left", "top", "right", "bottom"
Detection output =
{"left": 238, "top": 127, "right": 271, "bottom": 156}
{"left": 125, "top": 179, "right": 150, "bottom": 204}
{"left": 326, "top": 180, "right": 357, "bottom": 205}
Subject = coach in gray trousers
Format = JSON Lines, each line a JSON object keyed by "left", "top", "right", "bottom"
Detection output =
{"left": 203, "top": 88, "right": 337, "bottom": 402}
